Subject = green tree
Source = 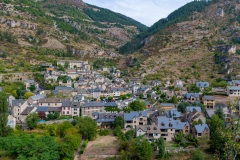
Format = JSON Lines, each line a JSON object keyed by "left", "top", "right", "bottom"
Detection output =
{"left": 156, "top": 137, "right": 165, "bottom": 158}
{"left": 47, "top": 113, "right": 55, "bottom": 120}
{"left": 187, "top": 84, "right": 201, "bottom": 92}
{"left": 108, "top": 96, "right": 113, "bottom": 101}
{"left": 128, "top": 100, "right": 146, "bottom": 111}
{"left": 64, "top": 61, "right": 69, "bottom": 69}
{"left": 29, "top": 84, "right": 36, "bottom": 92}
{"left": 114, "top": 126, "right": 125, "bottom": 140}
{"left": 24, "top": 91, "right": 34, "bottom": 99}
{"left": 0, "top": 92, "right": 10, "bottom": 136}
{"left": 191, "top": 149, "right": 204, "bottom": 160}
{"left": 177, "top": 102, "right": 191, "bottom": 113}
{"left": 74, "top": 117, "right": 97, "bottom": 140}
{"left": 136, "top": 137, "right": 154, "bottom": 160}
{"left": 53, "top": 112, "right": 60, "bottom": 119}
{"left": 214, "top": 108, "right": 224, "bottom": 121}
{"left": 125, "top": 129, "right": 135, "bottom": 140}
{"left": 114, "top": 116, "right": 124, "bottom": 129}
{"left": 139, "top": 93, "right": 144, "bottom": 99}
{"left": 26, "top": 113, "right": 39, "bottom": 129}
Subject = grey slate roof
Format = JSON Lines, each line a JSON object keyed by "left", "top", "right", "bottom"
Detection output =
{"left": 55, "top": 86, "right": 73, "bottom": 91}
{"left": 196, "top": 82, "right": 209, "bottom": 88}
{"left": 168, "top": 108, "right": 182, "bottom": 118}
{"left": 11, "top": 99, "right": 27, "bottom": 107}
{"left": 26, "top": 80, "right": 35, "bottom": 83}
{"left": 36, "top": 106, "right": 49, "bottom": 112}
{"left": 62, "top": 100, "right": 72, "bottom": 107}
{"left": 185, "top": 93, "right": 200, "bottom": 99}
{"left": 21, "top": 107, "right": 35, "bottom": 115}
{"left": 30, "top": 94, "right": 46, "bottom": 101}
{"left": 195, "top": 124, "right": 209, "bottom": 133}
{"left": 160, "top": 103, "right": 174, "bottom": 107}
{"left": 203, "top": 95, "right": 215, "bottom": 101}
{"left": 82, "top": 102, "right": 118, "bottom": 108}
{"left": 185, "top": 106, "right": 202, "bottom": 113}
{"left": 111, "top": 87, "right": 125, "bottom": 92}
{"left": 227, "top": 86, "right": 240, "bottom": 90}
{"left": 157, "top": 116, "right": 189, "bottom": 130}
{"left": 124, "top": 111, "right": 147, "bottom": 121}
{"left": 48, "top": 107, "right": 61, "bottom": 112}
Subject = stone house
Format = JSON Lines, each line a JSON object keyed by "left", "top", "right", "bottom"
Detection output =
{"left": 184, "top": 93, "right": 200, "bottom": 103}
{"left": 157, "top": 116, "right": 190, "bottom": 141}
{"left": 202, "top": 95, "right": 215, "bottom": 109}
{"left": 226, "top": 86, "right": 240, "bottom": 97}
{"left": 192, "top": 124, "right": 210, "bottom": 139}
{"left": 81, "top": 102, "right": 118, "bottom": 118}
{"left": 124, "top": 111, "right": 148, "bottom": 129}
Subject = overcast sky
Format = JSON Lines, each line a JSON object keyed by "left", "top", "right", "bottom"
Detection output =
{"left": 83, "top": 0, "right": 193, "bottom": 26}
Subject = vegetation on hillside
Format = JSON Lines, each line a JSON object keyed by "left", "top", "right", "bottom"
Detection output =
{"left": 119, "top": 0, "right": 219, "bottom": 54}
{"left": 83, "top": 5, "right": 148, "bottom": 32}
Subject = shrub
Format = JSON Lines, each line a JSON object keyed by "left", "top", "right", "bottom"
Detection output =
{"left": 99, "top": 129, "right": 110, "bottom": 136}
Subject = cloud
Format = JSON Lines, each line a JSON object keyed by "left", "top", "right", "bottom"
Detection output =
{"left": 83, "top": 0, "right": 193, "bottom": 26}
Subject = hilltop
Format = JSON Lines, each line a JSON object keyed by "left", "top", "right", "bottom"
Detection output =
{"left": 119, "top": 0, "right": 240, "bottom": 82}
{"left": 0, "top": 0, "right": 147, "bottom": 73}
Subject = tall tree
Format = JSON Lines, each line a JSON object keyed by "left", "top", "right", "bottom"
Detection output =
{"left": 74, "top": 116, "right": 97, "bottom": 140}
{"left": 0, "top": 92, "right": 9, "bottom": 136}
{"left": 156, "top": 137, "right": 165, "bottom": 159}
{"left": 114, "top": 116, "right": 124, "bottom": 129}
{"left": 26, "top": 113, "right": 39, "bottom": 130}
{"left": 128, "top": 100, "right": 146, "bottom": 111}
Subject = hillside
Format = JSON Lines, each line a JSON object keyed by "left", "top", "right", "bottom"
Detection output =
{"left": 119, "top": 0, "right": 240, "bottom": 82}
{"left": 0, "top": 0, "right": 147, "bottom": 73}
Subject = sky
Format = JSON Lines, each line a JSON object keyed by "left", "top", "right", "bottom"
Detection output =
{"left": 83, "top": 0, "right": 193, "bottom": 26}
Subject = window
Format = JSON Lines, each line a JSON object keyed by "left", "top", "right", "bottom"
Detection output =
{"left": 55, "top": 103, "right": 57, "bottom": 106}
{"left": 74, "top": 112, "right": 77, "bottom": 114}
{"left": 67, "top": 111, "right": 69, "bottom": 114}
{"left": 63, "top": 111, "right": 65, "bottom": 115}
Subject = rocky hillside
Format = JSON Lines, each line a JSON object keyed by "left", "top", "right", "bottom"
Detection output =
{"left": 0, "top": 0, "right": 147, "bottom": 73}
{"left": 119, "top": 0, "right": 240, "bottom": 82}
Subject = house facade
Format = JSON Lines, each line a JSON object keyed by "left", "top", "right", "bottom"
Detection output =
{"left": 227, "top": 86, "right": 240, "bottom": 97}
{"left": 192, "top": 124, "right": 210, "bottom": 139}
{"left": 202, "top": 95, "right": 215, "bottom": 109}
{"left": 124, "top": 111, "right": 148, "bottom": 129}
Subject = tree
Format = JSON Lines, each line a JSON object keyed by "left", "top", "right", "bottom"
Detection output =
{"left": 125, "top": 129, "right": 135, "bottom": 140}
{"left": 26, "top": 113, "right": 39, "bottom": 129}
{"left": 114, "top": 116, "right": 124, "bottom": 129}
{"left": 136, "top": 137, "right": 154, "bottom": 160}
{"left": 108, "top": 96, "right": 113, "bottom": 101}
{"left": 128, "top": 100, "right": 146, "bottom": 111}
{"left": 0, "top": 92, "right": 10, "bottom": 136}
{"left": 139, "top": 93, "right": 144, "bottom": 99}
{"left": 46, "top": 91, "right": 55, "bottom": 98}
{"left": 215, "top": 108, "right": 224, "bottom": 120}
{"left": 74, "top": 117, "right": 97, "bottom": 140}
{"left": 177, "top": 102, "right": 191, "bottom": 113}
{"left": 47, "top": 113, "right": 55, "bottom": 120}
{"left": 114, "top": 126, "right": 125, "bottom": 140}
{"left": 24, "top": 91, "right": 34, "bottom": 99}
{"left": 64, "top": 61, "right": 69, "bottom": 69}
{"left": 29, "top": 84, "right": 36, "bottom": 92}
{"left": 53, "top": 112, "right": 60, "bottom": 119}
{"left": 156, "top": 137, "right": 165, "bottom": 159}
{"left": 191, "top": 149, "right": 204, "bottom": 160}
{"left": 187, "top": 84, "right": 200, "bottom": 93}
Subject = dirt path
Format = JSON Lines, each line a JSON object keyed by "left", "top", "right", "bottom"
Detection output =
{"left": 74, "top": 139, "right": 85, "bottom": 160}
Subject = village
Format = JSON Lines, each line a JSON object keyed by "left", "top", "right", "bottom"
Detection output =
{"left": 2, "top": 59, "right": 239, "bottom": 146}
